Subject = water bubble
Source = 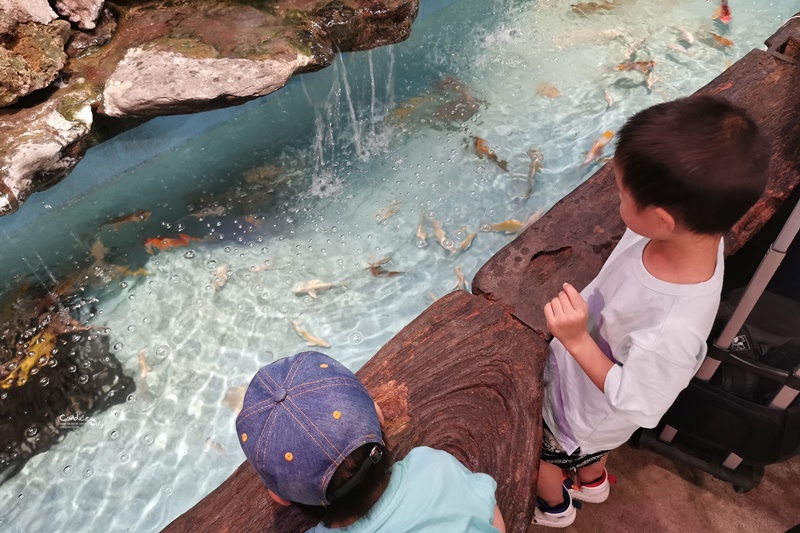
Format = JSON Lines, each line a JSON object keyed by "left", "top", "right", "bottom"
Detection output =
{"left": 120, "top": 281, "right": 128, "bottom": 289}
{"left": 25, "top": 425, "right": 38, "bottom": 437}
{"left": 126, "top": 393, "right": 138, "bottom": 403}
{"left": 142, "top": 434, "right": 154, "bottom": 446}
{"left": 112, "top": 342, "right": 123, "bottom": 352}
{"left": 206, "top": 260, "right": 217, "bottom": 269}
{"left": 84, "top": 467, "right": 94, "bottom": 478}
{"left": 278, "top": 305, "right": 288, "bottom": 313}
{"left": 119, "top": 454, "right": 130, "bottom": 464}
{"left": 37, "top": 356, "right": 48, "bottom": 366}
{"left": 78, "top": 375, "right": 89, "bottom": 385}
{"left": 109, "top": 430, "right": 119, "bottom": 440}
{"left": 443, "top": 239, "right": 455, "bottom": 249}
{"left": 17, "top": 494, "right": 23, "bottom": 500}
{"left": 155, "top": 346, "right": 170, "bottom": 360}
{"left": 68, "top": 365, "right": 77, "bottom": 373}
{"left": 348, "top": 331, "right": 364, "bottom": 345}
{"left": 162, "top": 484, "right": 173, "bottom": 494}
{"left": 184, "top": 250, "right": 195, "bottom": 259}
{"left": 480, "top": 223, "right": 492, "bottom": 232}
{"left": 39, "top": 377, "right": 49, "bottom": 386}
{"left": 62, "top": 465, "right": 74, "bottom": 476}
{"left": 169, "top": 275, "right": 179, "bottom": 285}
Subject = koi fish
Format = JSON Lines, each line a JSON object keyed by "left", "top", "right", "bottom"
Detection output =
{"left": 602, "top": 88, "right": 614, "bottom": 107}
{"left": 678, "top": 27, "right": 695, "bottom": 44}
{"left": 486, "top": 219, "right": 524, "bottom": 234}
{"left": 144, "top": 233, "right": 201, "bottom": 254}
{"left": 376, "top": 200, "right": 400, "bottom": 223}
{"left": 102, "top": 210, "right": 151, "bottom": 230}
{"left": 571, "top": 1, "right": 616, "bottom": 15}
{"left": 525, "top": 148, "right": 543, "bottom": 199}
{"left": 91, "top": 239, "right": 109, "bottom": 265}
{"left": 624, "top": 37, "right": 648, "bottom": 61}
{"left": 453, "top": 266, "right": 469, "bottom": 291}
{"left": 212, "top": 265, "right": 228, "bottom": 292}
{"left": 290, "top": 319, "right": 331, "bottom": 348}
{"left": 138, "top": 350, "right": 151, "bottom": 379}
{"left": 222, "top": 384, "right": 247, "bottom": 414}
{"left": 536, "top": 82, "right": 561, "bottom": 98}
{"left": 473, "top": 137, "right": 509, "bottom": 171}
{"left": 429, "top": 218, "right": 456, "bottom": 252}
{"left": 292, "top": 279, "right": 345, "bottom": 298}
{"left": 708, "top": 32, "right": 734, "bottom": 47}
{"left": 667, "top": 43, "right": 693, "bottom": 57}
{"left": 712, "top": 0, "right": 732, "bottom": 24}
{"left": 190, "top": 206, "right": 226, "bottom": 219}
{"left": 451, "top": 232, "right": 477, "bottom": 255}
{"left": 645, "top": 71, "right": 658, "bottom": 90}
{"left": 204, "top": 438, "right": 226, "bottom": 454}
{"left": 416, "top": 211, "right": 429, "bottom": 243}
{"left": 366, "top": 258, "right": 404, "bottom": 277}
{"left": 111, "top": 265, "right": 149, "bottom": 278}
{"left": 583, "top": 131, "right": 615, "bottom": 165}
{"left": 616, "top": 61, "right": 655, "bottom": 74}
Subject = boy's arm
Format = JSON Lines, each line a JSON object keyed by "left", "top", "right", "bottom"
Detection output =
{"left": 544, "top": 283, "right": 614, "bottom": 392}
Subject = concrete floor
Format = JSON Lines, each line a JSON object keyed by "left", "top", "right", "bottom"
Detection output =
{"left": 530, "top": 441, "right": 800, "bottom": 533}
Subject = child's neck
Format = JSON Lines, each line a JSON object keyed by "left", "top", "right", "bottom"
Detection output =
{"left": 642, "top": 232, "right": 721, "bottom": 284}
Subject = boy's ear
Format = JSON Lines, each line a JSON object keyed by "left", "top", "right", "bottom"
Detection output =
{"left": 373, "top": 401, "right": 385, "bottom": 425}
{"left": 268, "top": 490, "right": 292, "bottom": 506}
{"left": 654, "top": 207, "right": 676, "bottom": 233}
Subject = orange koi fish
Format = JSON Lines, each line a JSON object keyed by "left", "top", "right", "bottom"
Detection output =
{"left": 708, "top": 32, "right": 734, "bottom": 47}
{"left": 583, "top": 131, "right": 615, "bottom": 165}
{"left": 144, "top": 233, "right": 201, "bottom": 254}
{"left": 473, "top": 137, "right": 509, "bottom": 171}
{"left": 616, "top": 61, "right": 656, "bottom": 74}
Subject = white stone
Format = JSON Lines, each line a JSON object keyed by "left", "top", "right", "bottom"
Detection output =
{"left": 0, "top": 0, "right": 57, "bottom": 24}
{"left": 54, "top": 0, "right": 103, "bottom": 30}
{"left": 101, "top": 48, "right": 313, "bottom": 117}
{"left": 0, "top": 87, "right": 93, "bottom": 214}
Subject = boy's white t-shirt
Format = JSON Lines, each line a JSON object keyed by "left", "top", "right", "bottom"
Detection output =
{"left": 542, "top": 228, "right": 724, "bottom": 455}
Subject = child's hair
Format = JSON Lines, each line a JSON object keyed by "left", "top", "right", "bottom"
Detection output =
{"left": 615, "top": 95, "right": 770, "bottom": 234}
{"left": 296, "top": 438, "right": 394, "bottom": 526}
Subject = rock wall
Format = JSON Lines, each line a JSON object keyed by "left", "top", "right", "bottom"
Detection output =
{"left": 0, "top": 0, "right": 419, "bottom": 216}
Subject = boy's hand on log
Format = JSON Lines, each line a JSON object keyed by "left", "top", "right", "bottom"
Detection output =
{"left": 544, "top": 283, "right": 590, "bottom": 351}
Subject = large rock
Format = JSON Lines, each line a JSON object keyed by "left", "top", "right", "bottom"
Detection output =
{"left": 101, "top": 48, "right": 312, "bottom": 116}
{"left": 0, "top": 20, "right": 70, "bottom": 107}
{"left": 0, "top": 0, "right": 57, "bottom": 25}
{"left": 55, "top": 0, "right": 104, "bottom": 30}
{"left": 0, "top": 82, "right": 96, "bottom": 215}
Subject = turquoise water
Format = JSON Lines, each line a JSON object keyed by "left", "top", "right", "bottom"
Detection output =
{"left": 0, "top": 0, "right": 797, "bottom": 530}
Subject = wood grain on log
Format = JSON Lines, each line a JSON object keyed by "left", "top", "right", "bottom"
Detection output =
{"left": 163, "top": 291, "right": 547, "bottom": 533}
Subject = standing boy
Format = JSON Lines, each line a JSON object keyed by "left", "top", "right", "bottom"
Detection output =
{"left": 534, "top": 96, "right": 770, "bottom": 527}
{"left": 236, "top": 350, "right": 506, "bottom": 532}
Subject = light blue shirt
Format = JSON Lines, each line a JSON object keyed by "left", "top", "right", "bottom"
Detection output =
{"left": 308, "top": 446, "right": 500, "bottom": 533}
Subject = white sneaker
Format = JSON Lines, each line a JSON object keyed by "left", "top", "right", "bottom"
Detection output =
{"left": 533, "top": 490, "right": 577, "bottom": 528}
{"left": 566, "top": 468, "right": 610, "bottom": 504}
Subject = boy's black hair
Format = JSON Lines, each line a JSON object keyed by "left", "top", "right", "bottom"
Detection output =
{"left": 295, "top": 436, "right": 394, "bottom": 527}
{"left": 615, "top": 95, "right": 770, "bottom": 234}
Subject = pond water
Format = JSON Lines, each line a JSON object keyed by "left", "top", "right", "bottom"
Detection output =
{"left": 1, "top": 0, "right": 797, "bottom": 530}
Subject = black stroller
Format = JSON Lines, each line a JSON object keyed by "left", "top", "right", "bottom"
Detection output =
{"left": 635, "top": 197, "right": 800, "bottom": 493}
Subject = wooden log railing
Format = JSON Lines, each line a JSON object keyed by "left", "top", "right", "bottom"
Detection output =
{"left": 164, "top": 13, "right": 800, "bottom": 533}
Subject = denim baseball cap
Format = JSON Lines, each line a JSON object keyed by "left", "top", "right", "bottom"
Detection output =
{"left": 235, "top": 351, "right": 383, "bottom": 506}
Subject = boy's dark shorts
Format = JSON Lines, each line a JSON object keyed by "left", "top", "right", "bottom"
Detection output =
{"left": 541, "top": 421, "right": 609, "bottom": 470}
